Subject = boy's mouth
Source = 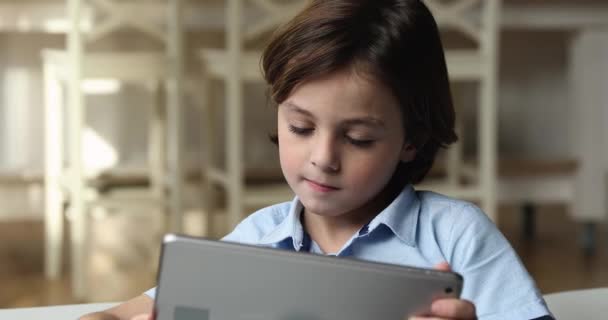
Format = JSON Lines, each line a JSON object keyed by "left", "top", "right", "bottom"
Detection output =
{"left": 303, "top": 178, "right": 340, "bottom": 192}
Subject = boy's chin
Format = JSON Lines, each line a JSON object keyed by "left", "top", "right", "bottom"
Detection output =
{"left": 299, "top": 199, "right": 349, "bottom": 218}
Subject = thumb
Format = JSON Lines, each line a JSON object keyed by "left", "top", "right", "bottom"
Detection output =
{"left": 131, "top": 314, "right": 152, "bottom": 320}
{"left": 434, "top": 262, "right": 451, "bottom": 271}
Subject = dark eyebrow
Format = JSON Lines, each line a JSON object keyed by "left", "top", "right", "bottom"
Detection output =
{"left": 342, "top": 117, "right": 385, "bottom": 128}
{"left": 282, "top": 101, "right": 315, "bottom": 119}
{"left": 283, "top": 101, "right": 385, "bottom": 128}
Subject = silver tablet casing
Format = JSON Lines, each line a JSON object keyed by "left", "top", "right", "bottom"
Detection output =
{"left": 154, "top": 234, "right": 463, "bottom": 320}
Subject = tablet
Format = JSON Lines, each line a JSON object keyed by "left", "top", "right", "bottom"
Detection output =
{"left": 153, "top": 234, "right": 463, "bottom": 320}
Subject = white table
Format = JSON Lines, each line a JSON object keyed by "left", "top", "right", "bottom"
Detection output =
{"left": 2, "top": 288, "right": 608, "bottom": 320}
{"left": 0, "top": 303, "right": 117, "bottom": 320}
{"left": 544, "top": 287, "right": 608, "bottom": 320}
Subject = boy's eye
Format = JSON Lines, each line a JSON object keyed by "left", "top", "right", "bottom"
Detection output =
{"left": 288, "top": 125, "right": 314, "bottom": 136}
{"left": 346, "top": 136, "right": 375, "bottom": 147}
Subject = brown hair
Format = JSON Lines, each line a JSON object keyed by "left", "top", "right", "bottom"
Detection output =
{"left": 262, "top": 0, "right": 457, "bottom": 185}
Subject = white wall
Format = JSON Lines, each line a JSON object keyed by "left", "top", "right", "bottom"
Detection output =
{"left": 499, "top": 30, "right": 574, "bottom": 158}
{"left": 0, "top": 33, "right": 57, "bottom": 170}
{"left": 0, "top": 31, "right": 283, "bottom": 173}
{"left": 570, "top": 30, "right": 608, "bottom": 221}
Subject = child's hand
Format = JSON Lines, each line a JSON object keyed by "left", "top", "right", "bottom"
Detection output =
{"left": 131, "top": 314, "right": 152, "bottom": 320}
{"left": 408, "top": 263, "right": 476, "bottom": 320}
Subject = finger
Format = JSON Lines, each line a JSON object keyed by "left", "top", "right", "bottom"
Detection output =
{"left": 407, "top": 317, "right": 445, "bottom": 320}
{"left": 431, "top": 298, "right": 476, "bottom": 319}
{"left": 434, "top": 262, "right": 451, "bottom": 272}
{"left": 131, "top": 314, "right": 152, "bottom": 320}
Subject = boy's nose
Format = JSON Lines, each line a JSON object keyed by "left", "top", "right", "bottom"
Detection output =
{"left": 311, "top": 159, "right": 340, "bottom": 173}
{"left": 310, "top": 135, "right": 340, "bottom": 173}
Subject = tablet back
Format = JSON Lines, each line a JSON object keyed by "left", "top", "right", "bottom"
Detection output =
{"left": 154, "top": 234, "right": 462, "bottom": 320}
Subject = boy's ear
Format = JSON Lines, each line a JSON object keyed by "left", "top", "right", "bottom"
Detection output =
{"left": 400, "top": 142, "right": 417, "bottom": 163}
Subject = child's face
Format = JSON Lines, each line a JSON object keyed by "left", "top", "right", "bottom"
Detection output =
{"left": 277, "top": 69, "right": 416, "bottom": 219}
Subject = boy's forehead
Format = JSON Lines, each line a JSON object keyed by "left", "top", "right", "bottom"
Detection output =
{"left": 284, "top": 70, "right": 400, "bottom": 118}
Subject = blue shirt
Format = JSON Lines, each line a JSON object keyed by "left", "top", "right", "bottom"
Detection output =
{"left": 145, "top": 185, "right": 552, "bottom": 320}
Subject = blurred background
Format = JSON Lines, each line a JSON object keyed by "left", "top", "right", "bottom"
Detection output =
{"left": 0, "top": 0, "right": 607, "bottom": 308}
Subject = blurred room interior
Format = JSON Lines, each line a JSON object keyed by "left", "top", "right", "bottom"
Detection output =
{"left": 0, "top": 0, "right": 607, "bottom": 309}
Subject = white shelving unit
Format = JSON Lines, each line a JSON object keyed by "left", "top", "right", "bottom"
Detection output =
{"left": 418, "top": 0, "right": 502, "bottom": 222}
{"left": 197, "top": 0, "right": 304, "bottom": 233}
{"left": 42, "top": 0, "right": 186, "bottom": 300}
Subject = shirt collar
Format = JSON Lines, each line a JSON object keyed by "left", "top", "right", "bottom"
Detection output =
{"left": 257, "top": 185, "right": 420, "bottom": 249}
{"left": 366, "top": 184, "right": 420, "bottom": 247}
{"left": 258, "top": 197, "right": 306, "bottom": 250}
